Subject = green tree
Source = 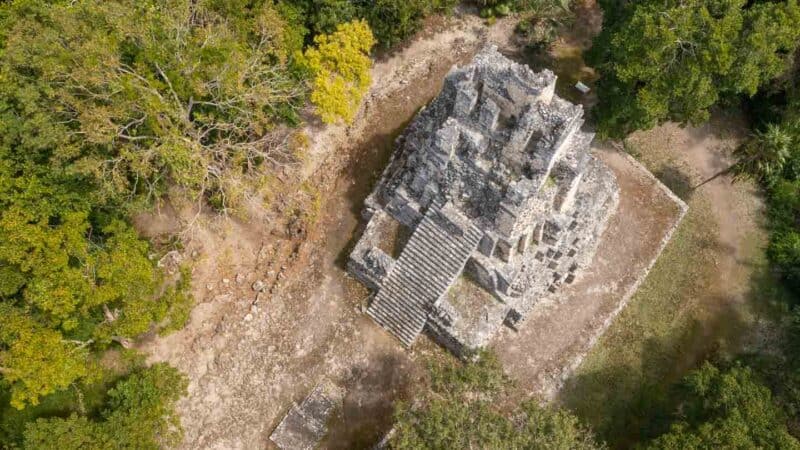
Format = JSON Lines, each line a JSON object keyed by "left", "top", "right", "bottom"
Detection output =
{"left": 360, "top": 0, "right": 454, "bottom": 48}
{"left": 766, "top": 178, "right": 800, "bottom": 287}
{"left": 646, "top": 363, "right": 800, "bottom": 449}
{"left": 0, "top": 305, "right": 89, "bottom": 410}
{"left": 301, "top": 19, "right": 375, "bottom": 124}
{"left": 22, "top": 363, "right": 188, "bottom": 450}
{"left": 0, "top": 0, "right": 306, "bottom": 210}
{"left": 392, "top": 353, "right": 603, "bottom": 449}
{"left": 735, "top": 123, "right": 796, "bottom": 184}
{"left": 589, "top": 0, "right": 800, "bottom": 138}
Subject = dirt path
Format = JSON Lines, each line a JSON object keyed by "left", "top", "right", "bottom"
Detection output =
{"left": 680, "top": 120, "right": 764, "bottom": 306}
{"left": 137, "top": 13, "right": 521, "bottom": 450}
{"left": 630, "top": 115, "right": 765, "bottom": 336}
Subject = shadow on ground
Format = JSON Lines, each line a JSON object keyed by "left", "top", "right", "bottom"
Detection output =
{"left": 559, "top": 299, "right": 752, "bottom": 448}
{"left": 322, "top": 353, "right": 413, "bottom": 449}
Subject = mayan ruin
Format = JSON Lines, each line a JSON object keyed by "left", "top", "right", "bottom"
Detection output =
{"left": 349, "top": 46, "right": 620, "bottom": 356}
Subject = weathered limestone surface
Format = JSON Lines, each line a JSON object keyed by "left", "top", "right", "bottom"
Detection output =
{"left": 348, "top": 46, "right": 620, "bottom": 357}
{"left": 270, "top": 382, "right": 344, "bottom": 450}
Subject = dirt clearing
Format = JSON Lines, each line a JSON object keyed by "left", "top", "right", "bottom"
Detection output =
{"left": 134, "top": 4, "right": 718, "bottom": 448}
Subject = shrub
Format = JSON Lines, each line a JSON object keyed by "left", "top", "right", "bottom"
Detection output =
{"left": 301, "top": 20, "right": 375, "bottom": 124}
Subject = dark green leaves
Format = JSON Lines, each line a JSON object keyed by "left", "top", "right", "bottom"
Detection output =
{"left": 590, "top": 0, "right": 800, "bottom": 138}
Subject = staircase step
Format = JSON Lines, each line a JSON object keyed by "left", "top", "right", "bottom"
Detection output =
{"left": 366, "top": 204, "right": 482, "bottom": 347}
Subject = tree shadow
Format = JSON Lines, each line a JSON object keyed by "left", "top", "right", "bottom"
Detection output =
{"left": 321, "top": 353, "right": 413, "bottom": 450}
{"left": 558, "top": 296, "right": 752, "bottom": 448}
{"left": 332, "top": 129, "right": 402, "bottom": 272}
{"left": 333, "top": 112, "right": 419, "bottom": 272}
{"left": 653, "top": 164, "right": 694, "bottom": 202}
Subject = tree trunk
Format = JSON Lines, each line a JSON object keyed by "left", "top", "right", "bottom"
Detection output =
{"left": 103, "top": 304, "right": 117, "bottom": 322}
{"left": 112, "top": 336, "right": 134, "bottom": 349}
{"left": 692, "top": 164, "right": 735, "bottom": 190}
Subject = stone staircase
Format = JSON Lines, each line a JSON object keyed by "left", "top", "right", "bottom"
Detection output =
{"left": 367, "top": 205, "right": 483, "bottom": 347}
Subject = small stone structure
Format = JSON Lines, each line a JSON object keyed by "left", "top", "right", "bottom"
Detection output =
{"left": 348, "top": 46, "right": 619, "bottom": 357}
{"left": 270, "top": 382, "right": 343, "bottom": 450}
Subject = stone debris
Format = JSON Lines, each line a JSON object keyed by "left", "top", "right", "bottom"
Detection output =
{"left": 252, "top": 280, "right": 266, "bottom": 292}
{"left": 348, "top": 46, "right": 620, "bottom": 357}
{"left": 157, "top": 250, "right": 183, "bottom": 275}
{"left": 269, "top": 382, "right": 344, "bottom": 450}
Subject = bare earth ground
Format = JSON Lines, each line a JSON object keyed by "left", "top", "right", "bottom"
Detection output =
{"left": 493, "top": 147, "right": 687, "bottom": 400}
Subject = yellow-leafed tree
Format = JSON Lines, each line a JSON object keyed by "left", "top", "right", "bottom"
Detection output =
{"left": 302, "top": 20, "right": 375, "bottom": 124}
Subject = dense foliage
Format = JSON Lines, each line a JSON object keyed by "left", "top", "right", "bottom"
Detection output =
{"left": 0, "top": 0, "right": 381, "bottom": 416}
{"left": 645, "top": 363, "right": 799, "bottom": 449}
{"left": 281, "top": 0, "right": 457, "bottom": 48}
{"left": 0, "top": 0, "right": 391, "bottom": 446}
{"left": 300, "top": 20, "right": 375, "bottom": 124}
{"left": 22, "top": 363, "right": 188, "bottom": 450}
{"left": 391, "top": 353, "right": 603, "bottom": 449}
{"left": 588, "top": 0, "right": 800, "bottom": 138}
{"left": 756, "top": 88, "right": 800, "bottom": 290}
{"left": 0, "top": 0, "right": 309, "bottom": 210}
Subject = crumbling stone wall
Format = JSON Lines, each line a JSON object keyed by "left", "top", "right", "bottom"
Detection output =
{"left": 349, "top": 46, "right": 620, "bottom": 357}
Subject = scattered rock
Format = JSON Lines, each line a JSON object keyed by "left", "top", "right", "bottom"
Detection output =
{"left": 222, "top": 278, "right": 230, "bottom": 284}
{"left": 252, "top": 280, "right": 266, "bottom": 292}
{"left": 244, "top": 314, "right": 253, "bottom": 322}
{"left": 235, "top": 273, "right": 245, "bottom": 284}
{"left": 157, "top": 250, "right": 183, "bottom": 275}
